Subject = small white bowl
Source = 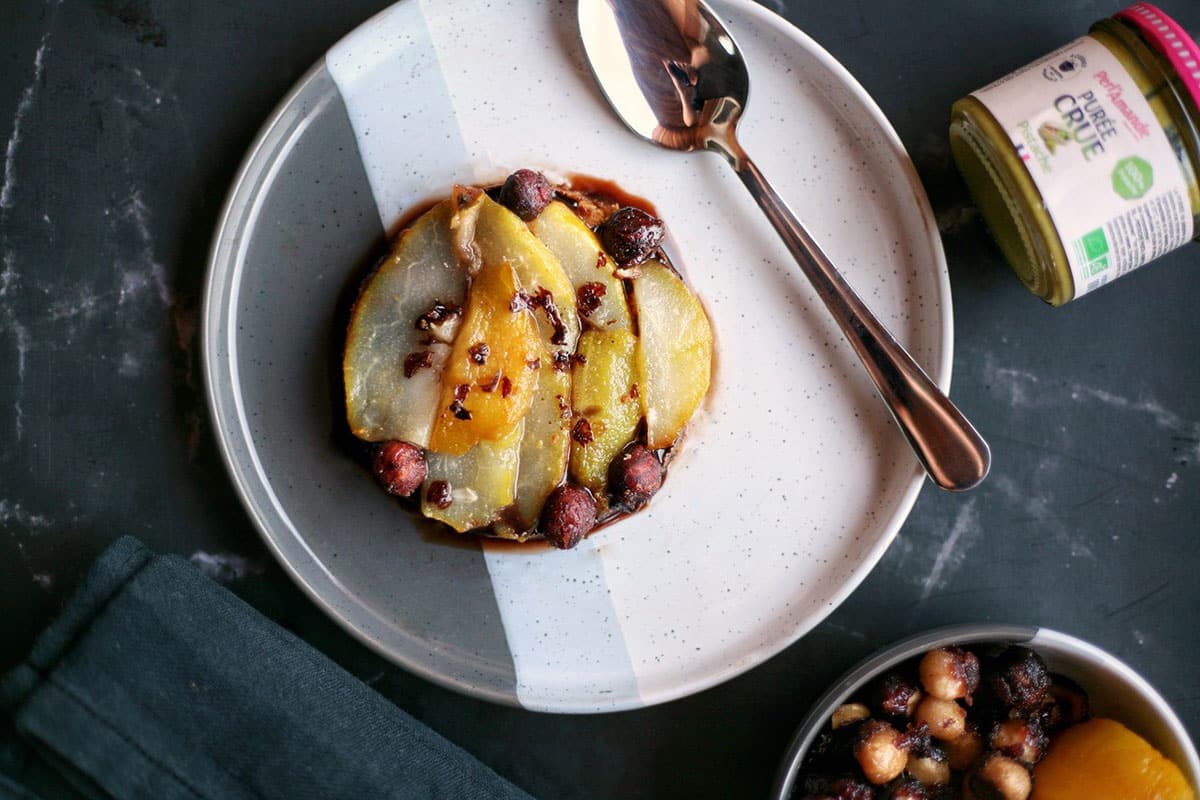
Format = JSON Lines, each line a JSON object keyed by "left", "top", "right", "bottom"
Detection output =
{"left": 770, "top": 624, "right": 1200, "bottom": 798}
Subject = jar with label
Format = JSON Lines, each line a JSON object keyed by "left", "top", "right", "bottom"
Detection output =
{"left": 950, "top": 3, "right": 1200, "bottom": 305}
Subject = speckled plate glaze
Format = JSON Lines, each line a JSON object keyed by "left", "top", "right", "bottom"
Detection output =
{"left": 202, "top": 0, "right": 952, "bottom": 712}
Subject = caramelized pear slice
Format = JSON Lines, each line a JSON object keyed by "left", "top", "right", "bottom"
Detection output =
{"left": 569, "top": 329, "right": 640, "bottom": 494}
{"left": 632, "top": 259, "right": 712, "bottom": 449}
{"left": 427, "top": 258, "right": 541, "bottom": 456}
{"left": 528, "top": 201, "right": 632, "bottom": 331}
{"left": 421, "top": 422, "right": 523, "bottom": 532}
{"left": 476, "top": 196, "right": 582, "bottom": 351}
{"left": 343, "top": 200, "right": 469, "bottom": 445}
{"left": 471, "top": 196, "right": 581, "bottom": 528}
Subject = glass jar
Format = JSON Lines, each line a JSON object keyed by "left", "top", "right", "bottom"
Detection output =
{"left": 950, "top": 3, "right": 1200, "bottom": 305}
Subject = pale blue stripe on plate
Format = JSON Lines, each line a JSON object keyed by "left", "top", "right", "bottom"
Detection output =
{"left": 325, "top": 0, "right": 640, "bottom": 710}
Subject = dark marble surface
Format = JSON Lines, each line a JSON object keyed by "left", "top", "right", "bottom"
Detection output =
{"left": 1, "top": 1, "right": 1197, "bottom": 797}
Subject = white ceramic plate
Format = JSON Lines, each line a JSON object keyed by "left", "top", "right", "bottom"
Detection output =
{"left": 203, "top": 0, "right": 951, "bottom": 713}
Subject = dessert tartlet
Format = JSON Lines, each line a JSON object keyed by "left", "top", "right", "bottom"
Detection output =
{"left": 342, "top": 170, "right": 713, "bottom": 549}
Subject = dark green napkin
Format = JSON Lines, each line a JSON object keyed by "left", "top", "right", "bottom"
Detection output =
{"left": 0, "top": 536, "right": 534, "bottom": 800}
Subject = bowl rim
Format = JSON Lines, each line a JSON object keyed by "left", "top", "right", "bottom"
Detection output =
{"left": 768, "top": 623, "right": 1200, "bottom": 799}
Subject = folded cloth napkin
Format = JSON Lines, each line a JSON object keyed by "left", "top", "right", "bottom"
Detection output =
{"left": 0, "top": 536, "right": 534, "bottom": 800}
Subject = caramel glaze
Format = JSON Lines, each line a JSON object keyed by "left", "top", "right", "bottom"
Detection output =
{"left": 562, "top": 173, "right": 659, "bottom": 217}
{"left": 339, "top": 176, "right": 691, "bottom": 548}
{"left": 386, "top": 196, "right": 442, "bottom": 241}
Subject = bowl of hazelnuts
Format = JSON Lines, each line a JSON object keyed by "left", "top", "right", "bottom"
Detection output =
{"left": 770, "top": 624, "right": 1200, "bottom": 800}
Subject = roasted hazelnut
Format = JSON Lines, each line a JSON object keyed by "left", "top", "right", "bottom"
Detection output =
{"left": 919, "top": 647, "right": 980, "bottom": 703}
{"left": 497, "top": 169, "right": 554, "bottom": 221}
{"left": 905, "top": 745, "right": 950, "bottom": 787}
{"left": 874, "top": 672, "right": 922, "bottom": 718}
{"left": 944, "top": 722, "right": 985, "bottom": 771}
{"left": 914, "top": 697, "right": 966, "bottom": 742}
{"left": 987, "top": 648, "right": 1050, "bottom": 713}
{"left": 609, "top": 443, "right": 663, "bottom": 508}
{"left": 854, "top": 720, "right": 909, "bottom": 785}
{"left": 886, "top": 779, "right": 929, "bottom": 800}
{"left": 832, "top": 703, "right": 872, "bottom": 730}
{"left": 600, "top": 207, "right": 665, "bottom": 266}
{"left": 539, "top": 484, "right": 597, "bottom": 550}
{"left": 988, "top": 718, "right": 1047, "bottom": 765}
{"left": 1037, "top": 674, "right": 1090, "bottom": 732}
{"left": 372, "top": 441, "right": 426, "bottom": 497}
{"left": 962, "top": 753, "right": 1031, "bottom": 800}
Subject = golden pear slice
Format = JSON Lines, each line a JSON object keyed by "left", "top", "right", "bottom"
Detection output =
{"left": 427, "top": 258, "right": 541, "bottom": 456}
{"left": 568, "top": 329, "right": 641, "bottom": 494}
{"left": 632, "top": 260, "right": 712, "bottom": 449}
{"left": 343, "top": 200, "right": 470, "bottom": 446}
{"left": 472, "top": 196, "right": 582, "bottom": 529}
{"left": 422, "top": 422, "right": 523, "bottom": 532}
{"left": 528, "top": 201, "right": 632, "bottom": 331}
{"left": 475, "top": 196, "right": 582, "bottom": 349}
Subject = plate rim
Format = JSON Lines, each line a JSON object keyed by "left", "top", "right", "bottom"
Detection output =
{"left": 201, "top": 0, "right": 954, "bottom": 712}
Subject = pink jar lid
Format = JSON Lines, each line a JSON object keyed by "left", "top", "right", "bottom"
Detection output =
{"left": 1115, "top": 3, "right": 1200, "bottom": 115}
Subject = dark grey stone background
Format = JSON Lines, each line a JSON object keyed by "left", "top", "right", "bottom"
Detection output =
{"left": 1, "top": 1, "right": 1197, "bottom": 797}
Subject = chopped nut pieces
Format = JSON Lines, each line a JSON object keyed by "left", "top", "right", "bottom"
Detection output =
{"left": 467, "top": 342, "right": 490, "bottom": 365}
{"left": 426, "top": 480, "right": 453, "bottom": 510}
{"left": 577, "top": 281, "right": 607, "bottom": 317}
{"left": 403, "top": 351, "right": 434, "bottom": 378}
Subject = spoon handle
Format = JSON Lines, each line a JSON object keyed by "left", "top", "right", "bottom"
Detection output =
{"left": 730, "top": 151, "right": 990, "bottom": 491}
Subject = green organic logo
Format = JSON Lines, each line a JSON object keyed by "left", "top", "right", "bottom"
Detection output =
{"left": 1112, "top": 156, "right": 1153, "bottom": 200}
{"left": 1082, "top": 228, "right": 1108, "bottom": 261}
{"left": 1078, "top": 228, "right": 1111, "bottom": 276}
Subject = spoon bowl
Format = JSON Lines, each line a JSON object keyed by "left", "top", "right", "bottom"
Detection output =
{"left": 578, "top": 0, "right": 748, "bottom": 151}
{"left": 579, "top": 0, "right": 991, "bottom": 492}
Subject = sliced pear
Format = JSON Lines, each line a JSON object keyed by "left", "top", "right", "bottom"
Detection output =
{"left": 569, "top": 329, "right": 640, "bottom": 493}
{"left": 528, "top": 201, "right": 632, "bottom": 331}
{"left": 512, "top": 349, "right": 572, "bottom": 530}
{"left": 343, "top": 200, "right": 470, "bottom": 445}
{"left": 475, "top": 196, "right": 582, "bottom": 350}
{"left": 632, "top": 259, "right": 713, "bottom": 449}
{"left": 427, "top": 258, "right": 541, "bottom": 456}
{"left": 422, "top": 422, "right": 523, "bottom": 532}
{"left": 470, "top": 196, "right": 581, "bottom": 528}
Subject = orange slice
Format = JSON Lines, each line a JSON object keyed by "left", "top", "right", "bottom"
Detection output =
{"left": 1032, "top": 718, "right": 1194, "bottom": 800}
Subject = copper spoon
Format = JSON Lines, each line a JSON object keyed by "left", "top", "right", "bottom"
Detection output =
{"left": 577, "top": 0, "right": 990, "bottom": 491}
